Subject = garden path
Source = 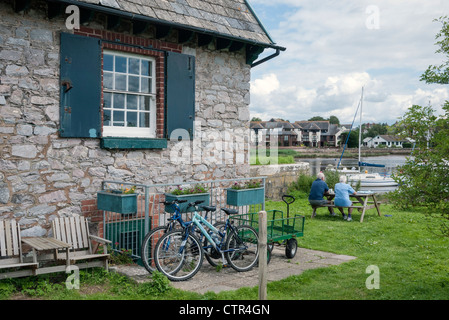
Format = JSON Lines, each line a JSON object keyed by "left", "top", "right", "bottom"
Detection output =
{"left": 111, "top": 247, "right": 356, "bottom": 294}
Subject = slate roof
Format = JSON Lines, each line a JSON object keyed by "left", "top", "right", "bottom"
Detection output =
{"left": 70, "top": 0, "right": 278, "bottom": 48}
{"left": 295, "top": 121, "right": 324, "bottom": 131}
{"left": 377, "top": 135, "right": 406, "bottom": 142}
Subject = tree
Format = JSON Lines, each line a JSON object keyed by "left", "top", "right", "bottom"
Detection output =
{"left": 364, "top": 123, "right": 388, "bottom": 139}
{"left": 390, "top": 16, "right": 449, "bottom": 236}
{"left": 251, "top": 117, "right": 262, "bottom": 121}
{"left": 420, "top": 16, "right": 449, "bottom": 84}
{"left": 390, "top": 104, "right": 449, "bottom": 235}
{"left": 329, "top": 115, "right": 340, "bottom": 125}
{"left": 308, "top": 116, "right": 326, "bottom": 121}
{"left": 339, "top": 129, "right": 359, "bottom": 148}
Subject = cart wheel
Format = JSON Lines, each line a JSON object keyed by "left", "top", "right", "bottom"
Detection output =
{"left": 267, "top": 242, "right": 274, "bottom": 264}
{"left": 285, "top": 238, "right": 297, "bottom": 258}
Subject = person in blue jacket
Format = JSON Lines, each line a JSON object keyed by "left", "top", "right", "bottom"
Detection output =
{"left": 308, "top": 172, "right": 335, "bottom": 216}
{"left": 334, "top": 175, "right": 357, "bottom": 221}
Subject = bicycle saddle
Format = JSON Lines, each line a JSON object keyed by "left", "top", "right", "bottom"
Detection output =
{"left": 200, "top": 206, "right": 216, "bottom": 212}
{"left": 221, "top": 208, "right": 239, "bottom": 215}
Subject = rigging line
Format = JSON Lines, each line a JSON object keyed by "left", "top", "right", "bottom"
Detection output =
{"left": 337, "top": 98, "right": 362, "bottom": 169}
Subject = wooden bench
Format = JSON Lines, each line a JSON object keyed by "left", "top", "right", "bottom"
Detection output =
{"left": 0, "top": 219, "right": 38, "bottom": 279}
{"left": 310, "top": 193, "right": 382, "bottom": 222}
{"left": 52, "top": 216, "right": 111, "bottom": 271}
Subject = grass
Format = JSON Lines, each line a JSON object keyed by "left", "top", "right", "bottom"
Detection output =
{"left": 250, "top": 148, "right": 297, "bottom": 165}
{"left": 1, "top": 192, "right": 449, "bottom": 300}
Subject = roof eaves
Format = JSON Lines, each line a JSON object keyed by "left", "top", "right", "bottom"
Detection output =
{"left": 52, "top": 0, "right": 285, "bottom": 50}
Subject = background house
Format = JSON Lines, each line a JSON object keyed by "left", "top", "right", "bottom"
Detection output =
{"left": 0, "top": 0, "right": 283, "bottom": 236}
{"left": 250, "top": 119, "right": 298, "bottom": 147}
{"left": 250, "top": 119, "right": 343, "bottom": 147}
{"left": 365, "top": 135, "right": 407, "bottom": 148}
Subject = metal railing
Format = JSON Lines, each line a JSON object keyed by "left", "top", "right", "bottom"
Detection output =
{"left": 99, "top": 177, "right": 266, "bottom": 262}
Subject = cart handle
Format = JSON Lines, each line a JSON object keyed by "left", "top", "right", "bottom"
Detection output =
{"left": 282, "top": 195, "right": 295, "bottom": 205}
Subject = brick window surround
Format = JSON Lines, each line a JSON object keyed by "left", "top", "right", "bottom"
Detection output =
{"left": 74, "top": 27, "right": 183, "bottom": 139}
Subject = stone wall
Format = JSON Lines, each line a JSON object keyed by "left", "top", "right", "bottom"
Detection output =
{"left": 0, "top": 0, "right": 251, "bottom": 236}
{"left": 250, "top": 163, "right": 309, "bottom": 201}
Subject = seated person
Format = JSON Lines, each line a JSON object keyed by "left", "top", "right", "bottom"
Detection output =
{"left": 308, "top": 172, "right": 335, "bottom": 216}
{"left": 334, "top": 175, "right": 357, "bottom": 221}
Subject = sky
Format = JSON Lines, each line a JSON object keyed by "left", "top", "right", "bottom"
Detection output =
{"left": 248, "top": 0, "right": 449, "bottom": 125}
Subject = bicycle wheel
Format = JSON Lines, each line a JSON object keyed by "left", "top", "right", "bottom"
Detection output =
{"left": 154, "top": 230, "right": 203, "bottom": 281}
{"left": 204, "top": 222, "right": 225, "bottom": 267}
{"left": 225, "top": 225, "right": 259, "bottom": 272}
{"left": 141, "top": 225, "right": 177, "bottom": 273}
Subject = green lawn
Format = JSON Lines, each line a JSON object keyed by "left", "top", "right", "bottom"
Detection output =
{"left": 1, "top": 193, "right": 449, "bottom": 300}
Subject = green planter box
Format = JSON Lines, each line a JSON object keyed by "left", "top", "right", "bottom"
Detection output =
{"left": 164, "top": 193, "right": 210, "bottom": 213}
{"left": 226, "top": 187, "right": 265, "bottom": 206}
{"left": 97, "top": 191, "right": 138, "bottom": 215}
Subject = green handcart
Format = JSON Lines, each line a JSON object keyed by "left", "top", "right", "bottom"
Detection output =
{"left": 231, "top": 195, "right": 305, "bottom": 262}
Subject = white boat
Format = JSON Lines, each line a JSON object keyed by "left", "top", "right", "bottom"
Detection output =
{"left": 326, "top": 164, "right": 359, "bottom": 174}
{"left": 329, "top": 87, "right": 399, "bottom": 191}
{"left": 347, "top": 172, "right": 398, "bottom": 188}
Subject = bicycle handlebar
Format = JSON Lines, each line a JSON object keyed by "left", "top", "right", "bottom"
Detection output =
{"left": 160, "top": 199, "right": 188, "bottom": 206}
{"left": 159, "top": 199, "right": 204, "bottom": 207}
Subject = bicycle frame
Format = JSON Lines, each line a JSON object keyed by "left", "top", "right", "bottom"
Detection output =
{"left": 191, "top": 211, "right": 223, "bottom": 250}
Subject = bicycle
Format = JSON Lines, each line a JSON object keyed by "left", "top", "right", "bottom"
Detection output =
{"left": 154, "top": 203, "right": 259, "bottom": 281}
{"left": 140, "top": 199, "right": 220, "bottom": 273}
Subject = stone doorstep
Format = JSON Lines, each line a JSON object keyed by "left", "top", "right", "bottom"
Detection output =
{"left": 111, "top": 247, "right": 356, "bottom": 294}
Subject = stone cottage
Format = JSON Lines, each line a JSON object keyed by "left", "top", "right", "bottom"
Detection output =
{"left": 0, "top": 0, "right": 284, "bottom": 236}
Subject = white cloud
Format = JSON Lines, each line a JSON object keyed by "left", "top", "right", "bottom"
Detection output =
{"left": 250, "top": 73, "right": 280, "bottom": 95}
{"left": 248, "top": 0, "right": 449, "bottom": 124}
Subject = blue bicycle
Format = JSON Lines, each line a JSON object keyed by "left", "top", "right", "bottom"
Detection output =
{"left": 154, "top": 202, "right": 259, "bottom": 281}
{"left": 140, "top": 199, "right": 222, "bottom": 273}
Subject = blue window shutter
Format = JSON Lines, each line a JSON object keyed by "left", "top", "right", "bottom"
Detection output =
{"left": 59, "top": 33, "right": 101, "bottom": 138}
{"left": 166, "top": 51, "right": 195, "bottom": 140}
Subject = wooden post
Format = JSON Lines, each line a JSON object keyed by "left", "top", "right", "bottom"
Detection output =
{"left": 258, "top": 210, "right": 267, "bottom": 300}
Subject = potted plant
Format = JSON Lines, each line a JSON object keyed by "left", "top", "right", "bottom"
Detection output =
{"left": 226, "top": 180, "right": 265, "bottom": 206}
{"left": 164, "top": 184, "right": 210, "bottom": 213}
{"left": 97, "top": 185, "right": 138, "bottom": 215}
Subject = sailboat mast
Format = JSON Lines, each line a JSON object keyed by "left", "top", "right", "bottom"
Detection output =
{"left": 358, "top": 87, "right": 363, "bottom": 166}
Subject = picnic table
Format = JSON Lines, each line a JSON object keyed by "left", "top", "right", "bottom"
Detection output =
{"left": 310, "top": 191, "right": 382, "bottom": 222}
{"left": 21, "top": 237, "right": 72, "bottom": 275}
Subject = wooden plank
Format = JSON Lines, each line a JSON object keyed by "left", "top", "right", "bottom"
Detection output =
{"left": 65, "top": 218, "right": 73, "bottom": 246}
{"left": 69, "top": 217, "right": 78, "bottom": 249}
{"left": 80, "top": 217, "right": 89, "bottom": 249}
{"left": 53, "top": 220, "right": 61, "bottom": 241}
{"left": 11, "top": 220, "right": 19, "bottom": 256}
{"left": 5, "top": 220, "right": 12, "bottom": 256}
{"left": 0, "top": 220, "right": 6, "bottom": 257}
{"left": 75, "top": 216, "right": 83, "bottom": 249}
{"left": 0, "top": 262, "right": 38, "bottom": 269}
{"left": 17, "top": 221, "right": 23, "bottom": 263}
{"left": 59, "top": 218, "right": 67, "bottom": 244}
{"left": 0, "top": 269, "right": 34, "bottom": 280}
{"left": 0, "top": 257, "right": 19, "bottom": 266}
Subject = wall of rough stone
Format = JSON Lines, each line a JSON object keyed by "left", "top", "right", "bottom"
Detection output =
{"left": 250, "top": 163, "right": 310, "bottom": 201}
{"left": 0, "top": 0, "right": 251, "bottom": 236}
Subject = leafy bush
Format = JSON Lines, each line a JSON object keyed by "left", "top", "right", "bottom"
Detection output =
{"left": 288, "top": 174, "right": 315, "bottom": 194}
